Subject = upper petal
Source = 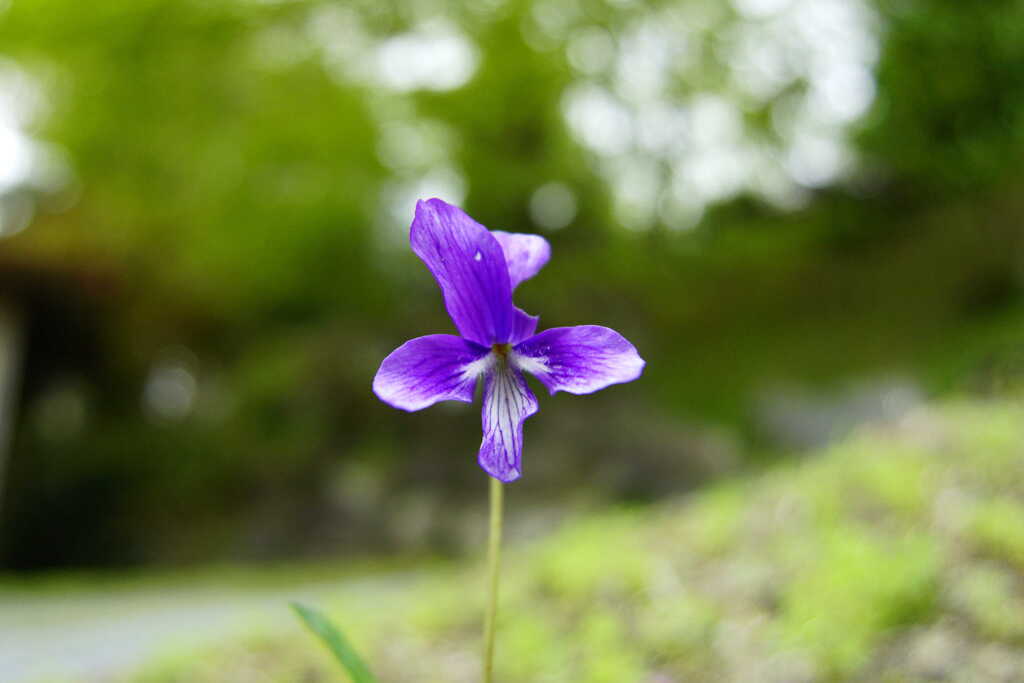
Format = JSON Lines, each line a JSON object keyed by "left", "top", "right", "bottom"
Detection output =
{"left": 410, "top": 199, "right": 515, "bottom": 345}
{"left": 478, "top": 364, "right": 538, "bottom": 482}
{"left": 510, "top": 306, "right": 539, "bottom": 345}
{"left": 491, "top": 231, "right": 551, "bottom": 290}
{"left": 512, "top": 325, "right": 645, "bottom": 395}
{"left": 373, "top": 334, "right": 490, "bottom": 412}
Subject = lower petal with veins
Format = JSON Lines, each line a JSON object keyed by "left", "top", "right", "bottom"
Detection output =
{"left": 478, "top": 363, "right": 538, "bottom": 482}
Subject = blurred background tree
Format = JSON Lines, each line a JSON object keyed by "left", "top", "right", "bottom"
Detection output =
{"left": 0, "top": 0, "right": 1022, "bottom": 570}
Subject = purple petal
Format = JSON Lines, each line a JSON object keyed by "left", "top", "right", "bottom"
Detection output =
{"left": 511, "top": 307, "right": 539, "bottom": 345}
{"left": 373, "top": 334, "right": 490, "bottom": 412}
{"left": 478, "top": 364, "right": 538, "bottom": 482}
{"left": 491, "top": 231, "right": 551, "bottom": 290}
{"left": 410, "top": 199, "right": 515, "bottom": 346}
{"left": 513, "top": 325, "right": 645, "bottom": 395}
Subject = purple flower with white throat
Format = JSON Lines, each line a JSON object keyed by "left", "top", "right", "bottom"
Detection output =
{"left": 373, "top": 198, "right": 645, "bottom": 482}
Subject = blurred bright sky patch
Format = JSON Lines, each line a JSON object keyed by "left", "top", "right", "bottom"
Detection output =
{"left": 0, "top": 58, "right": 71, "bottom": 237}
{"left": 325, "top": 0, "right": 877, "bottom": 233}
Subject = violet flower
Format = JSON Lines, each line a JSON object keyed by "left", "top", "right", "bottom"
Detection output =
{"left": 373, "top": 198, "right": 645, "bottom": 482}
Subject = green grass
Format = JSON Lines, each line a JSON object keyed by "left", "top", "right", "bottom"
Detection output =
{"left": 117, "top": 399, "right": 1024, "bottom": 681}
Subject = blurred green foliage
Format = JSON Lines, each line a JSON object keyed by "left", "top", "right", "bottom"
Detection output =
{"left": 969, "top": 498, "right": 1024, "bottom": 572}
{"left": 114, "top": 399, "right": 1024, "bottom": 681}
{"left": 1, "top": 0, "right": 1024, "bottom": 568}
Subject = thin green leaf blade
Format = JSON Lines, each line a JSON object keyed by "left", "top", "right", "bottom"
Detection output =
{"left": 291, "top": 601, "right": 377, "bottom": 683}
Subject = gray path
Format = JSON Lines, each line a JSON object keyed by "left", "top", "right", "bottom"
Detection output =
{"left": 0, "top": 571, "right": 413, "bottom": 682}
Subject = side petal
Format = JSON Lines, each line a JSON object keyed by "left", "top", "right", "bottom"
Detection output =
{"left": 513, "top": 325, "right": 645, "bottom": 395}
{"left": 410, "top": 199, "right": 515, "bottom": 346}
{"left": 479, "top": 364, "right": 538, "bottom": 482}
{"left": 510, "top": 306, "right": 539, "bottom": 345}
{"left": 373, "top": 334, "right": 490, "bottom": 412}
{"left": 491, "top": 231, "right": 551, "bottom": 290}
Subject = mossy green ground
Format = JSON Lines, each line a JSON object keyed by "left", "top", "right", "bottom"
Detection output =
{"left": 127, "top": 400, "right": 1024, "bottom": 682}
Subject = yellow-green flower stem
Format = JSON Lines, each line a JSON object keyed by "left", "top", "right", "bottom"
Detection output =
{"left": 483, "top": 476, "right": 504, "bottom": 683}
